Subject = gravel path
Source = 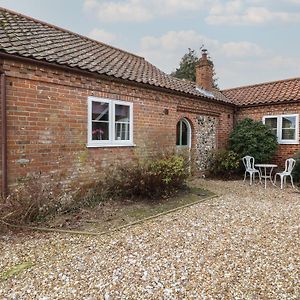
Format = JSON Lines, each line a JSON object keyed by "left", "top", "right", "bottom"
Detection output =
{"left": 1, "top": 180, "right": 299, "bottom": 299}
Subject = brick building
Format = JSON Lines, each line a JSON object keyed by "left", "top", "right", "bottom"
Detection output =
{"left": 223, "top": 78, "right": 300, "bottom": 164}
{"left": 0, "top": 7, "right": 299, "bottom": 196}
{"left": 0, "top": 8, "right": 235, "bottom": 196}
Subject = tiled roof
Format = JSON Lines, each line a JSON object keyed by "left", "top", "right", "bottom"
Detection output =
{"left": 223, "top": 77, "right": 300, "bottom": 106}
{"left": 0, "top": 7, "right": 231, "bottom": 104}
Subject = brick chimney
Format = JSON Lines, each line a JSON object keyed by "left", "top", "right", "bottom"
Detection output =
{"left": 196, "top": 49, "right": 214, "bottom": 91}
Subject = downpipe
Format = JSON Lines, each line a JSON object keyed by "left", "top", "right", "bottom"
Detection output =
{"left": 1, "top": 71, "right": 7, "bottom": 198}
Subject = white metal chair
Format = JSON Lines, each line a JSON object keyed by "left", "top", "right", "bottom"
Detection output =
{"left": 242, "top": 156, "right": 261, "bottom": 185}
{"left": 274, "top": 158, "right": 296, "bottom": 189}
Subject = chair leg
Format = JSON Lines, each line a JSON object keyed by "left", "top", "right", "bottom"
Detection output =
{"left": 258, "top": 172, "right": 262, "bottom": 183}
{"left": 250, "top": 172, "right": 253, "bottom": 185}
{"left": 280, "top": 175, "right": 284, "bottom": 190}
{"left": 243, "top": 171, "right": 246, "bottom": 182}
{"left": 290, "top": 175, "right": 295, "bottom": 189}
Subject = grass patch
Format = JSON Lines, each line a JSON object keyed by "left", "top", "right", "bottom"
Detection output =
{"left": 1, "top": 262, "right": 33, "bottom": 281}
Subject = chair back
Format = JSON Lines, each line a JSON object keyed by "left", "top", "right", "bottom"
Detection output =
{"left": 284, "top": 158, "right": 296, "bottom": 174}
{"left": 242, "top": 156, "right": 255, "bottom": 170}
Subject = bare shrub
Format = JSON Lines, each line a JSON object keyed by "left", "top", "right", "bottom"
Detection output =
{"left": 0, "top": 175, "right": 65, "bottom": 226}
{"left": 0, "top": 153, "right": 189, "bottom": 231}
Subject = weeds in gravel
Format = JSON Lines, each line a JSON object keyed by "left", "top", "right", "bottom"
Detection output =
{"left": 1, "top": 262, "right": 33, "bottom": 281}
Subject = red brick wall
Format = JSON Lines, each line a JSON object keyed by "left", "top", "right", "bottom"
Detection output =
{"left": 0, "top": 58, "right": 234, "bottom": 194}
{"left": 237, "top": 103, "right": 300, "bottom": 167}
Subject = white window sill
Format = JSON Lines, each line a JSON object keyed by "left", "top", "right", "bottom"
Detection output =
{"left": 86, "top": 143, "right": 136, "bottom": 148}
{"left": 278, "top": 141, "right": 299, "bottom": 145}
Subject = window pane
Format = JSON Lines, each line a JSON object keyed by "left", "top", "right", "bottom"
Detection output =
{"left": 115, "top": 105, "right": 130, "bottom": 122}
{"left": 282, "top": 116, "right": 296, "bottom": 129}
{"left": 176, "top": 121, "right": 180, "bottom": 145}
{"left": 181, "top": 121, "right": 188, "bottom": 146}
{"left": 282, "top": 128, "right": 295, "bottom": 140}
{"left": 265, "top": 117, "right": 277, "bottom": 130}
{"left": 92, "top": 122, "right": 109, "bottom": 140}
{"left": 115, "top": 123, "right": 130, "bottom": 140}
{"left": 92, "top": 102, "right": 109, "bottom": 121}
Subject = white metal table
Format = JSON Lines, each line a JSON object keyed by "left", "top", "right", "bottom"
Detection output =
{"left": 255, "top": 164, "right": 278, "bottom": 189}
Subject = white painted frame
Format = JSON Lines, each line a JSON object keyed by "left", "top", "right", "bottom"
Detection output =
{"left": 176, "top": 118, "right": 192, "bottom": 149}
{"left": 262, "top": 114, "right": 299, "bottom": 145}
{"left": 87, "top": 96, "right": 134, "bottom": 147}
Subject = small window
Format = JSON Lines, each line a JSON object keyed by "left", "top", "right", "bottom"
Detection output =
{"left": 88, "top": 97, "right": 133, "bottom": 147}
{"left": 263, "top": 114, "right": 299, "bottom": 144}
{"left": 176, "top": 118, "right": 191, "bottom": 147}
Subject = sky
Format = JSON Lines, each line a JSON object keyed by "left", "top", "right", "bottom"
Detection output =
{"left": 0, "top": 0, "right": 299, "bottom": 89}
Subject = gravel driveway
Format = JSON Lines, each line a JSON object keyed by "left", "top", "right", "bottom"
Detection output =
{"left": 1, "top": 180, "right": 299, "bottom": 299}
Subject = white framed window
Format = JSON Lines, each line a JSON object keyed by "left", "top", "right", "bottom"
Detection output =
{"left": 263, "top": 114, "right": 299, "bottom": 144}
{"left": 87, "top": 96, "right": 133, "bottom": 147}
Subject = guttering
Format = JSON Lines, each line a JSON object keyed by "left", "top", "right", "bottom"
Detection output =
{"left": 1, "top": 71, "right": 7, "bottom": 198}
{"left": 236, "top": 99, "right": 300, "bottom": 109}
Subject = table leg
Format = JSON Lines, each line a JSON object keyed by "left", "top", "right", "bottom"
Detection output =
{"left": 269, "top": 167, "right": 276, "bottom": 186}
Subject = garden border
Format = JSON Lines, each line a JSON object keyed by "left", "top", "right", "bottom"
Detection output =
{"left": 2, "top": 194, "right": 219, "bottom": 236}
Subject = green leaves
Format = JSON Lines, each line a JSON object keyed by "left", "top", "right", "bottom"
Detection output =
{"left": 229, "top": 118, "right": 278, "bottom": 163}
{"left": 210, "top": 150, "right": 240, "bottom": 176}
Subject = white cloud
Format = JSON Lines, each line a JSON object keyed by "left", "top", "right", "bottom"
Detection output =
{"left": 206, "top": 4, "right": 300, "bottom": 25}
{"left": 83, "top": 0, "right": 300, "bottom": 25}
{"left": 88, "top": 28, "right": 117, "bottom": 44}
{"left": 284, "top": 0, "right": 300, "bottom": 4}
{"left": 138, "top": 29, "right": 300, "bottom": 88}
{"left": 221, "top": 55, "right": 300, "bottom": 88}
{"left": 83, "top": 0, "right": 207, "bottom": 22}
{"left": 140, "top": 30, "right": 265, "bottom": 69}
{"left": 221, "top": 41, "right": 264, "bottom": 57}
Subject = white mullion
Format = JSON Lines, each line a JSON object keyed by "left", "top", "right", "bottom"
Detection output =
{"left": 130, "top": 104, "right": 133, "bottom": 143}
{"left": 88, "top": 99, "right": 92, "bottom": 145}
{"left": 296, "top": 114, "right": 299, "bottom": 144}
{"left": 278, "top": 116, "right": 282, "bottom": 143}
{"left": 111, "top": 101, "right": 115, "bottom": 143}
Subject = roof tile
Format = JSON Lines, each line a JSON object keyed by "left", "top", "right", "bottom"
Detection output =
{"left": 223, "top": 78, "right": 300, "bottom": 106}
{"left": 0, "top": 7, "right": 231, "bottom": 104}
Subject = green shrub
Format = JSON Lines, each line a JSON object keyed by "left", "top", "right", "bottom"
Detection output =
{"left": 292, "top": 151, "right": 300, "bottom": 183}
{"left": 209, "top": 150, "right": 240, "bottom": 177}
{"left": 105, "top": 154, "right": 189, "bottom": 200}
{"left": 229, "top": 118, "right": 278, "bottom": 163}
